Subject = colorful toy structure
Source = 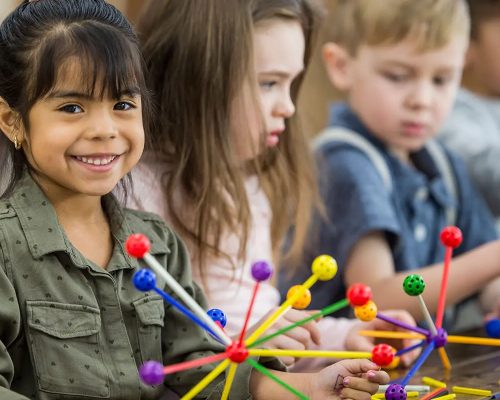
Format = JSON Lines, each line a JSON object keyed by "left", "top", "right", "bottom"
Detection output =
{"left": 356, "top": 226, "right": 500, "bottom": 399}
{"left": 125, "top": 226, "right": 500, "bottom": 400}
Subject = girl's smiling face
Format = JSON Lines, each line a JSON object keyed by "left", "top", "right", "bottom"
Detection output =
{"left": 20, "top": 60, "right": 144, "bottom": 200}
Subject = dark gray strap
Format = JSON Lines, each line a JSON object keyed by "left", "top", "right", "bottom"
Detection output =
{"left": 313, "top": 127, "right": 393, "bottom": 191}
{"left": 425, "top": 140, "right": 457, "bottom": 226}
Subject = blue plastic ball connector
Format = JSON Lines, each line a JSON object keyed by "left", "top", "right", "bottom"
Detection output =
{"left": 133, "top": 269, "right": 157, "bottom": 292}
{"left": 485, "top": 318, "right": 500, "bottom": 338}
{"left": 207, "top": 308, "right": 227, "bottom": 328}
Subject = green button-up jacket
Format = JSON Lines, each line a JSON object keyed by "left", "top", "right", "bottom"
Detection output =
{"left": 0, "top": 173, "right": 260, "bottom": 400}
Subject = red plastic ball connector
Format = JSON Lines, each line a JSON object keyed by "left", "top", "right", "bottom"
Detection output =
{"left": 371, "top": 343, "right": 395, "bottom": 367}
{"left": 126, "top": 234, "right": 151, "bottom": 258}
{"left": 440, "top": 226, "right": 462, "bottom": 249}
{"left": 347, "top": 283, "right": 373, "bottom": 307}
{"left": 226, "top": 342, "right": 249, "bottom": 364}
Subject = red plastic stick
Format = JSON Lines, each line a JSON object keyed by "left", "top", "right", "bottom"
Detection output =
{"left": 436, "top": 227, "right": 462, "bottom": 329}
{"left": 163, "top": 352, "right": 229, "bottom": 375}
{"left": 238, "top": 282, "right": 260, "bottom": 343}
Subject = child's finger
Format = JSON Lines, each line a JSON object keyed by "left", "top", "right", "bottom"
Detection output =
{"left": 286, "top": 310, "right": 321, "bottom": 347}
{"left": 342, "top": 376, "right": 379, "bottom": 394}
{"left": 361, "top": 369, "right": 390, "bottom": 384}
{"left": 340, "top": 386, "right": 374, "bottom": 400}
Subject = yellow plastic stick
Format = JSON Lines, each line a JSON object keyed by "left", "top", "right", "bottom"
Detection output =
{"left": 434, "top": 394, "right": 456, "bottom": 400}
{"left": 406, "top": 392, "right": 420, "bottom": 397}
{"left": 422, "top": 376, "right": 447, "bottom": 388}
{"left": 447, "top": 335, "right": 500, "bottom": 346}
{"left": 245, "top": 274, "right": 318, "bottom": 346}
{"left": 181, "top": 359, "right": 230, "bottom": 400}
{"left": 248, "top": 348, "right": 371, "bottom": 359}
{"left": 438, "top": 348, "right": 451, "bottom": 370}
{"left": 359, "top": 331, "right": 500, "bottom": 346}
{"left": 221, "top": 363, "right": 238, "bottom": 400}
{"left": 359, "top": 330, "right": 425, "bottom": 340}
{"left": 452, "top": 386, "right": 492, "bottom": 396}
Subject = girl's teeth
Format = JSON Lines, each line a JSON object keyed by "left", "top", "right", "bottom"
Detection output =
{"left": 75, "top": 156, "right": 116, "bottom": 166}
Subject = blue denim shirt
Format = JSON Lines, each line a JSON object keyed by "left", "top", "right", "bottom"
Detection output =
{"left": 279, "top": 103, "right": 497, "bottom": 318}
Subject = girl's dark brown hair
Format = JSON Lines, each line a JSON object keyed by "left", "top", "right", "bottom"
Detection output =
{"left": 0, "top": 0, "right": 151, "bottom": 198}
{"left": 138, "top": 0, "right": 323, "bottom": 283}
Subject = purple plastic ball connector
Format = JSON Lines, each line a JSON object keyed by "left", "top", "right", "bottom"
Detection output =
{"left": 433, "top": 328, "right": 448, "bottom": 348}
{"left": 139, "top": 361, "right": 164, "bottom": 385}
{"left": 251, "top": 261, "right": 273, "bottom": 282}
{"left": 385, "top": 383, "right": 407, "bottom": 400}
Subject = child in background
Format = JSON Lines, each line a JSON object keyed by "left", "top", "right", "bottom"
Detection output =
{"left": 131, "top": 0, "right": 419, "bottom": 370}
{"left": 280, "top": 0, "right": 500, "bottom": 331}
{"left": 438, "top": 0, "right": 500, "bottom": 320}
{"left": 0, "top": 0, "right": 388, "bottom": 398}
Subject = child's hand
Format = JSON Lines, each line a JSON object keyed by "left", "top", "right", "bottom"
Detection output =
{"left": 344, "top": 309, "right": 421, "bottom": 367}
{"left": 249, "top": 308, "right": 321, "bottom": 366}
{"left": 484, "top": 297, "right": 500, "bottom": 321}
{"left": 311, "top": 359, "right": 389, "bottom": 400}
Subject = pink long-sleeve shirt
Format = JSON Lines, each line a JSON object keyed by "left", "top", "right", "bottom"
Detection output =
{"left": 128, "top": 158, "right": 355, "bottom": 363}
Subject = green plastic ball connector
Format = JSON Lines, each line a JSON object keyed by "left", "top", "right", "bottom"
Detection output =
{"left": 403, "top": 274, "right": 426, "bottom": 296}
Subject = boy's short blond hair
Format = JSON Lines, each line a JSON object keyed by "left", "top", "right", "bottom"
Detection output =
{"left": 327, "top": 0, "right": 470, "bottom": 54}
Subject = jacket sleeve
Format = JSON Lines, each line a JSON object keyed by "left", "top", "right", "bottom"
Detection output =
{"left": 0, "top": 230, "right": 30, "bottom": 400}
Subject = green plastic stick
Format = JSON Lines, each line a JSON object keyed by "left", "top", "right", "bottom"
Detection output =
{"left": 249, "top": 298, "right": 349, "bottom": 348}
{"left": 246, "top": 359, "right": 308, "bottom": 400}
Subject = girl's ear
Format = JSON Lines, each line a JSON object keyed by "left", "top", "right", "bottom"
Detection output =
{"left": 322, "top": 42, "right": 353, "bottom": 91}
{"left": 0, "top": 97, "right": 24, "bottom": 146}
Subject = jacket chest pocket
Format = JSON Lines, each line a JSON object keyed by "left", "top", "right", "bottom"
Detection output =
{"left": 132, "top": 296, "right": 165, "bottom": 364}
{"left": 26, "top": 301, "right": 110, "bottom": 398}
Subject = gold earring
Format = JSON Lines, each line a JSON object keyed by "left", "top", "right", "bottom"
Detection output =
{"left": 14, "top": 135, "right": 21, "bottom": 150}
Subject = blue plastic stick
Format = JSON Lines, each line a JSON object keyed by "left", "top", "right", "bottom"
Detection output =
{"left": 396, "top": 340, "right": 427, "bottom": 356}
{"left": 401, "top": 341, "right": 435, "bottom": 386}
{"left": 152, "top": 287, "right": 222, "bottom": 341}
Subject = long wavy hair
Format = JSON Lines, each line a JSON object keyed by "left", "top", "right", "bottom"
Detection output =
{"left": 138, "top": 0, "right": 323, "bottom": 282}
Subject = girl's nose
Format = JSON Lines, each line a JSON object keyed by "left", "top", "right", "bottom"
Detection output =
{"left": 87, "top": 111, "right": 118, "bottom": 140}
{"left": 275, "top": 94, "right": 296, "bottom": 118}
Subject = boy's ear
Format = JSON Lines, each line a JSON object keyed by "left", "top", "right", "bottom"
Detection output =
{"left": 0, "top": 97, "right": 24, "bottom": 145}
{"left": 322, "top": 42, "right": 353, "bottom": 91}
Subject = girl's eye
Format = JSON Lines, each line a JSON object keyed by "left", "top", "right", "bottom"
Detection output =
{"left": 114, "top": 101, "right": 135, "bottom": 111}
{"left": 259, "top": 81, "right": 278, "bottom": 91}
{"left": 59, "top": 104, "right": 83, "bottom": 114}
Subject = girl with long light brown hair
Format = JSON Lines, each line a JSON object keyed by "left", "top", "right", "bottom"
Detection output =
{"left": 131, "top": 0, "right": 418, "bottom": 369}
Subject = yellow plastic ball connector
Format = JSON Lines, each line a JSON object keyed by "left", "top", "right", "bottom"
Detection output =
{"left": 311, "top": 255, "right": 338, "bottom": 281}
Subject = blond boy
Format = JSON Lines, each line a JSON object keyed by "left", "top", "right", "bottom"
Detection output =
{"left": 282, "top": 0, "right": 500, "bottom": 330}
